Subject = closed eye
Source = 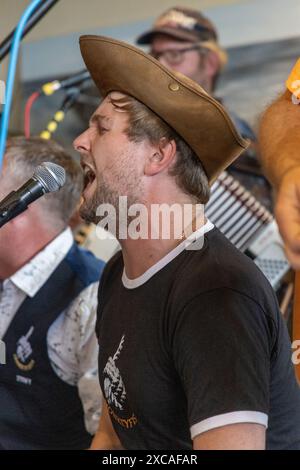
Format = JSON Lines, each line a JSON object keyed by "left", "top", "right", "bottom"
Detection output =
{"left": 97, "top": 124, "right": 108, "bottom": 134}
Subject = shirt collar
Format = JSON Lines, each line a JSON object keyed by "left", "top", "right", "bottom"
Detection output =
{"left": 122, "top": 219, "right": 214, "bottom": 289}
{"left": 10, "top": 227, "right": 74, "bottom": 298}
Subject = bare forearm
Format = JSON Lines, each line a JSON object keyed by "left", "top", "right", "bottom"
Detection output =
{"left": 259, "top": 90, "right": 300, "bottom": 189}
{"left": 90, "top": 431, "right": 124, "bottom": 450}
{"left": 89, "top": 400, "right": 124, "bottom": 450}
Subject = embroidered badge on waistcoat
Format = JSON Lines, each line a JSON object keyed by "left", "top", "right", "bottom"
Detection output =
{"left": 13, "top": 326, "right": 35, "bottom": 372}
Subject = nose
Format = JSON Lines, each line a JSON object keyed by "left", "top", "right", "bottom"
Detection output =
{"left": 157, "top": 56, "right": 168, "bottom": 68}
{"left": 73, "top": 128, "right": 90, "bottom": 154}
{"left": 157, "top": 56, "right": 177, "bottom": 72}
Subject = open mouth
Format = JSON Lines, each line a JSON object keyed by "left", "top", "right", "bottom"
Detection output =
{"left": 81, "top": 163, "right": 96, "bottom": 190}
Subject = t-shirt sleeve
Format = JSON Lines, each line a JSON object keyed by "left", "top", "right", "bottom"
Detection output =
{"left": 171, "top": 288, "right": 274, "bottom": 439}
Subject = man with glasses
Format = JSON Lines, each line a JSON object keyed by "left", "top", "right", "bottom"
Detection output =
{"left": 138, "top": 7, "right": 227, "bottom": 96}
{"left": 136, "top": 7, "right": 271, "bottom": 208}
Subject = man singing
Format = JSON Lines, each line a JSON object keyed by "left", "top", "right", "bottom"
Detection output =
{"left": 74, "top": 36, "right": 300, "bottom": 450}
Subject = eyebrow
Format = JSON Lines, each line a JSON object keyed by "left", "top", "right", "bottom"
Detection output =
{"left": 89, "top": 114, "right": 111, "bottom": 127}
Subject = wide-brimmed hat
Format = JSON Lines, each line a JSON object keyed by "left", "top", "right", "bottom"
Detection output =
{"left": 136, "top": 7, "right": 228, "bottom": 68}
{"left": 79, "top": 35, "right": 248, "bottom": 184}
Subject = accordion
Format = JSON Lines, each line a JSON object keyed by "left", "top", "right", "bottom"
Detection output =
{"left": 206, "top": 171, "right": 290, "bottom": 289}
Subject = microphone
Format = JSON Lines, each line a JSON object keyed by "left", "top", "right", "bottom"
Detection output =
{"left": 58, "top": 70, "right": 90, "bottom": 89}
{"left": 42, "top": 70, "right": 91, "bottom": 96}
{"left": 0, "top": 162, "right": 66, "bottom": 228}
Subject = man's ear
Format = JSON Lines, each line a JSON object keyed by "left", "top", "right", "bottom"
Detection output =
{"left": 144, "top": 138, "right": 177, "bottom": 176}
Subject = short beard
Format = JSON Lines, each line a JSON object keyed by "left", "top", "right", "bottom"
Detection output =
{"left": 79, "top": 171, "right": 143, "bottom": 227}
{"left": 80, "top": 175, "right": 117, "bottom": 224}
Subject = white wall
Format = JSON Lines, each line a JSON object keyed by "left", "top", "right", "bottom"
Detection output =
{"left": 2, "top": 0, "right": 300, "bottom": 82}
{"left": 0, "top": 0, "right": 247, "bottom": 41}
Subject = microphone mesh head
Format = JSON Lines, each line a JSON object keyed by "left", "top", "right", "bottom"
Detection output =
{"left": 33, "top": 162, "right": 66, "bottom": 193}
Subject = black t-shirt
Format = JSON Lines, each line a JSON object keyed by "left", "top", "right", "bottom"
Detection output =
{"left": 96, "top": 225, "right": 300, "bottom": 450}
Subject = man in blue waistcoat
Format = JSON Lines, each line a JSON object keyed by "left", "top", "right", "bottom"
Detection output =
{"left": 0, "top": 136, "right": 105, "bottom": 449}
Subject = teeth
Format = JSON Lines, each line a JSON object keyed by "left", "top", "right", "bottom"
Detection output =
{"left": 82, "top": 163, "right": 95, "bottom": 177}
{"left": 82, "top": 163, "right": 95, "bottom": 189}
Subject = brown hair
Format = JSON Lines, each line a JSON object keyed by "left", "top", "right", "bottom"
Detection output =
{"left": 110, "top": 94, "right": 210, "bottom": 203}
{"left": 4, "top": 136, "right": 83, "bottom": 230}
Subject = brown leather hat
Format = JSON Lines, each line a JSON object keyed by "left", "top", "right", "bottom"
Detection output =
{"left": 79, "top": 35, "right": 248, "bottom": 184}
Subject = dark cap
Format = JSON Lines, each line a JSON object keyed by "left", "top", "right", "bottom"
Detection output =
{"left": 136, "top": 7, "right": 218, "bottom": 45}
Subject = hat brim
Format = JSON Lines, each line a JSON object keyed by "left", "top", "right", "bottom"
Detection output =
{"left": 136, "top": 27, "right": 198, "bottom": 45}
{"left": 79, "top": 35, "right": 248, "bottom": 184}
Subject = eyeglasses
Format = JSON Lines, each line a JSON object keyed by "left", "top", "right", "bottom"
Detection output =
{"left": 150, "top": 45, "right": 205, "bottom": 65}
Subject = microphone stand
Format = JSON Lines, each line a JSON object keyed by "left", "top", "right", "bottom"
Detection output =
{"left": 0, "top": 0, "right": 60, "bottom": 62}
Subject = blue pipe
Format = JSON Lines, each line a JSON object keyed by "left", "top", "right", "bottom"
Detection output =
{"left": 0, "top": 0, "right": 43, "bottom": 170}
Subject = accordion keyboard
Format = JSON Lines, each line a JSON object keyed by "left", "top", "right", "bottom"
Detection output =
{"left": 206, "top": 171, "right": 289, "bottom": 289}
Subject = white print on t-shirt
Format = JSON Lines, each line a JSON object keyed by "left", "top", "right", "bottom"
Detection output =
{"left": 103, "top": 334, "right": 127, "bottom": 410}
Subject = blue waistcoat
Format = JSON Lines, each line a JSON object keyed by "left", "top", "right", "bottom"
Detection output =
{"left": 0, "top": 243, "right": 104, "bottom": 449}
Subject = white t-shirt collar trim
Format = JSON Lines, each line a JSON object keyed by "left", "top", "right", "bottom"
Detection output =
{"left": 122, "top": 220, "right": 214, "bottom": 289}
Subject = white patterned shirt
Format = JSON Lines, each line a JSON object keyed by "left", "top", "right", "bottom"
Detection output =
{"left": 0, "top": 227, "right": 102, "bottom": 435}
